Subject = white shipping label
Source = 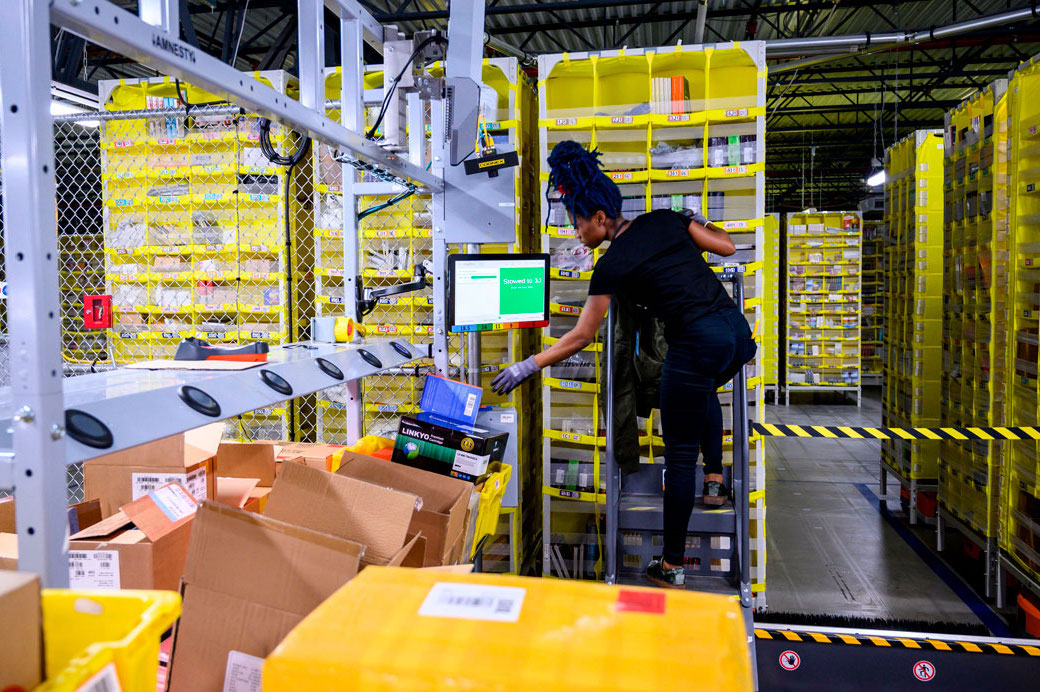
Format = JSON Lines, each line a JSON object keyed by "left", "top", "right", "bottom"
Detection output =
{"left": 68, "top": 551, "right": 120, "bottom": 589}
{"left": 132, "top": 467, "right": 207, "bottom": 502}
{"left": 500, "top": 413, "right": 516, "bottom": 424}
{"left": 222, "top": 651, "right": 264, "bottom": 692}
{"left": 463, "top": 392, "right": 478, "bottom": 418}
{"left": 150, "top": 484, "right": 198, "bottom": 522}
{"left": 452, "top": 450, "right": 491, "bottom": 475}
{"left": 75, "top": 661, "right": 122, "bottom": 692}
{"left": 418, "top": 582, "right": 526, "bottom": 623}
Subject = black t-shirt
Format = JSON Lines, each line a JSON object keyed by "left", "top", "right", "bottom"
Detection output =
{"left": 587, "top": 209, "right": 735, "bottom": 333}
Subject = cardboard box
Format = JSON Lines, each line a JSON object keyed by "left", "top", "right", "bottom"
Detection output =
{"left": 0, "top": 571, "right": 42, "bottom": 691}
{"left": 68, "top": 483, "right": 199, "bottom": 590}
{"left": 336, "top": 452, "right": 473, "bottom": 567}
{"left": 263, "top": 567, "right": 754, "bottom": 691}
{"left": 265, "top": 462, "right": 426, "bottom": 568}
{"left": 392, "top": 414, "right": 508, "bottom": 483}
{"left": 84, "top": 423, "right": 223, "bottom": 516}
{"left": 168, "top": 502, "right": 364, "bottom": 692}
{"left": 0, "top": 497, "right": 101, "bottom": 535}
{"left": 268, "top": 441, "right": 345, "bottom": 471}
{"left": 0, "top": 499, "right": 105, "bottom": 571}
{"left": 215, "top": 441, "right": 278, "bottom": 486}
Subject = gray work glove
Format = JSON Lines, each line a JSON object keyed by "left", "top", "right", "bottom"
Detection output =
{"left": 688, "top": 211, "right": 709, "bottom": 226}
{"left": 491, "top": 356, "right": 540, "bottom": 395}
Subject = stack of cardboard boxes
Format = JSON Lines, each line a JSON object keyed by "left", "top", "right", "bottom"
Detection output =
{"left": 0, "top": 373, "right": 514, "bottom": 690}
{"left": 0, "top": 417, "right": 480, "bottom": 690}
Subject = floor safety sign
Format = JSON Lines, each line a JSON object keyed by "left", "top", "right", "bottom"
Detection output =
{"left": 751, "top": 422, "right": 1040, "bottom": 441}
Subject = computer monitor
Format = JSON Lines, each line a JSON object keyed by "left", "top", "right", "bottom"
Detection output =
{"left": 447, "top": 254, "right": 550, "bottom": 332}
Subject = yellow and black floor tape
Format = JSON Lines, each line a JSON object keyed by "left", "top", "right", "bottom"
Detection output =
{"left": 752, "top": 422, "right": 1040, "bottom": 442}
{"left": 754, "top": 628, "right": 1040, "bottom": 655}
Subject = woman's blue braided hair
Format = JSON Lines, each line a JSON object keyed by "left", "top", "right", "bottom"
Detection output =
{"left": 547, "top": 140, "right": 623, "bottom": 224}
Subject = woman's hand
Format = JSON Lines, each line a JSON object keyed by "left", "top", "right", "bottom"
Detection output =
{"left": 687, "top": 216, "right": 736, "bottom": 257}
{"left": 491, "top": 295, "right": 611, "bottom": 395}
{"left": 491, "top": 356, "right": 540, "bottom": 395}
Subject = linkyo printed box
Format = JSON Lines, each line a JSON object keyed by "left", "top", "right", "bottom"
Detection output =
{"left": 392, "top": 414, "right": 507, "bottom": 483}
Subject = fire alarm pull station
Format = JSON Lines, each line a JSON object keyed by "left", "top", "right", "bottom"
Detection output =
{"left": 83, "top": 295, "right": 112, "bottom": 330}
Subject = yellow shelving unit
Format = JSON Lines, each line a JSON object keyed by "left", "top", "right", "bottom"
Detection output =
{"left": 537, "top": 43, "right": 767, "bottom": 603}
{"left": 784, "top": 211, "right": 862, "bottom": 405}
{"left": 97, "top": 72, "right": 305, "bottom": 441}
{"left": 882, "top": 129, "right": 945, "bottom": 524}
{"left": 859, "top": 197, "right": 885, "bottom": 385}
{"left": 763, "top": 213, "right": 780, "bottom": 395}
{"left": 938, "top": 81, "right": 1009, "bottom": 595}
{"left": 1003, "top": 55, "right": 1040, "bottom": 594}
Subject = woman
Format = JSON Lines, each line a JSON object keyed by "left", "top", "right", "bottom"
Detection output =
{"left": 491, "top": 141, "right": 756, "bottom": 589}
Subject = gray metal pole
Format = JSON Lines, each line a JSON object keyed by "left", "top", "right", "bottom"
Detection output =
{"left": 693, "top": 0, "right": 709, "bottom": 44}
{"left": 465, "top": 244, "right": 482, "bottom": 386}
{"left": 604, "top": 300, "right": 618, "bottom": 584}
{"left": 0, "top": 0, "right": 71, "bottom": 586}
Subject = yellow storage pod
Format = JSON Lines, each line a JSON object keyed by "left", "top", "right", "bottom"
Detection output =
{"left": 264, "top": 566, "right": 752, "bottom": 692}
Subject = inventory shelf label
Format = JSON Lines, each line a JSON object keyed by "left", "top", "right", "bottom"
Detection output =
{"left": 667, "top": 114, "right": 690, "bottom": 122}
{"left": 555, "top": 117, "right": 578, "bottom": 126}
{"left": 724, "top": 108, "right": 749, "bottom": 118}
{"left": 610, "top": 115, "right": 633, "bottom": 124}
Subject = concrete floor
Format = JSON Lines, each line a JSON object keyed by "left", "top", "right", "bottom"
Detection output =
{"left": 764, "top": 390, "right": 989, "bottom": 627}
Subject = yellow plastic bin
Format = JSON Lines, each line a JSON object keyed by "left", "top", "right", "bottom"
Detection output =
{"left": 471, "top": 462, "right": 512, "bottom": 560}
{"left": 38, "top": 589, "right": 181, "bottom": 692}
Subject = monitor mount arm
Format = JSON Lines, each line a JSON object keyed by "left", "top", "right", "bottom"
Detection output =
{"left": 356, "top": 261, "right": 431, "bottom": 318}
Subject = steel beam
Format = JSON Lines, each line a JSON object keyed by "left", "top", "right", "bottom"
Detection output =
{"left": 52, "top": 0, "right": 442, "bottom": 192}
{"left": 298, "top": 0, "right": 326, "bottom": 111}
{"left": 0, "top": 0, "right": 71, "bottom": 587}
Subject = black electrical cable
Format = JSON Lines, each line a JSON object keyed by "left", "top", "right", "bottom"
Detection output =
{"left": 366, "top": 34, "right": 447, "bottom": 140}
{"left": 257, "top": 117, "right": 311, "bottom": 167}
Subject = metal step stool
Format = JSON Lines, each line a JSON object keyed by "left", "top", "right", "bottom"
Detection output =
{"left": 603, "top": 271, "right": 757, "bottom": 686}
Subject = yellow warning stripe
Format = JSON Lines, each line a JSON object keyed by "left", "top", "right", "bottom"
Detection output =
{"left": 754, "top": 629, "right": 1039, "bottom": 655}
{"left": 752, "top": 423, "right": 1040, "bottom": 442}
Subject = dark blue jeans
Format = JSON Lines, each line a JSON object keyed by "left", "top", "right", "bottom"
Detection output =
{"left": 660, "top": 307, "right": 756, "bottom": 566}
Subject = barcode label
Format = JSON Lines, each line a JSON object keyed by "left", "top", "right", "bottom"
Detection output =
{"left": 418, "top": 583, "right": 526, "bottom": 622}
{"left": 132, "top": 467, "right": 207, "bottom": 502}
{"left": 452, "top": 450, "right": 490, "bottom": 476}
{"left": 150, "top": 484, "right": 198, "bottom": 522}
{"left": 222, "top": 650, "right": 264, "bottom": 692}
{"left": 68, "top": 551, "right": 120, "bottom": 589}
{"left": 75, "top": 662, "right": 122, "bottom": 692}
{"left": 463, "top": 392, "right": 478, "bottom": 417}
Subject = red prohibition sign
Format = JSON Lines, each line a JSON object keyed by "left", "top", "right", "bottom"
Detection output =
{"left": 913, "top": 660, "right": 936, "bottom": 682}
{"left": 779, "top": 650, "right": 801, "bottom": 671}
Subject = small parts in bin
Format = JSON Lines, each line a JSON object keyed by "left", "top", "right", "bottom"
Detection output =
{"left": 174, "top": 337, "right": 270, "bottom": 362}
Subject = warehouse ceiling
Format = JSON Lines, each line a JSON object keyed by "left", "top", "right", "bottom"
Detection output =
{"left": 57, "top": 0, "right": 1040, "bottom": 210}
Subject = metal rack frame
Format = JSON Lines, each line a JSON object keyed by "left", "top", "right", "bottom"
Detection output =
{"left": 0, "top": 0, "right": 495, "bottom": 586}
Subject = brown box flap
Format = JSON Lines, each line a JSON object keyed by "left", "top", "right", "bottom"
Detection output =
{"left": 168, "top": 584, "right": 310, "bottom": 692}
{"left": 121, "top": 482, "right": 199, "bottom": 542}
{"left": 69, "top": 499, "right": 103, "bottom": 533}
{"left": 336, "top": 452, "right": 469, "bottom": 513}
{"left": 0, "top": 497, "right": 14, "bottom": 533}
{"left": 0, "top": 533, "right": 18, "bottom": 565}
{"left": 265, "top": 463, "right": 419, "bottom": 565}
{"left": 183, "top": 502, "right": 363, "bottom": 613}
{"left": 70, "top": 510, "right": 133, "bottom": 540}
{"left": 216, "top": 477, "right": 260, "bottom": 509}
{"left": 336, "top": 453, "right": 471, "bottom": 564}
{"left": 215, "top": 442, "right": 277, "bottom": 486}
